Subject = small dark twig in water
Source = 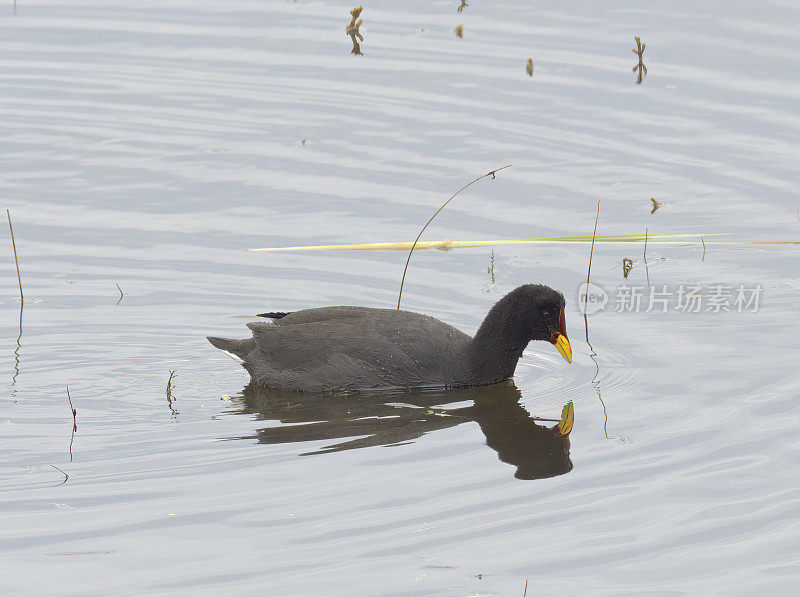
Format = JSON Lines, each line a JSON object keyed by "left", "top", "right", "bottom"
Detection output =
{"left": 66, "top": 386, "right": 77, "bottom": 432}
{"left": 68, "top": 427, "right": 75, "bottom": 462}
{"left": 632, "top": 36, "right": 647, "bottom": 84}
{"left": 523, "top": 580, "right": 528, "bottom": 597}
{"left": 65, "top": 387, "right": 77, "bottom": 462}
{"left": 457, "top": 0, "right": 468, "bottom": 13}
{"left": 397, "top": 164, "right": 511, "bottom": 309}
{"left": 650, "top": 197, "right": 662, "bottom": 214}
{"left": 166, "top": 370, "right": 178, "bottom": 415}
{"left": 701, "top": 237, "right": 706, "bottom": 262}
{"left": 644, "top": 228, "right": 650, "bottom": 286}
{"left": 50, "top": 465, "right": 69, "bottom": 487}
{"left": 584, "top": 201, "right": 600, "bottom": 314}
{"left": 115, "top": 282, "right": 124, "bottom": 305}
{"left": 622, "top": 257, "right": 633, "bottom": 279}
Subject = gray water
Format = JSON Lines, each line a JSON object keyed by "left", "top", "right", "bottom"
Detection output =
{"left": 2, "top": 1, "right": 800, "bottom": 595}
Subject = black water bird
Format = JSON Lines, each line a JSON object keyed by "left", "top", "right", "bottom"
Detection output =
{"left": 208, "top": 284, "right": 572, "bottom": 392}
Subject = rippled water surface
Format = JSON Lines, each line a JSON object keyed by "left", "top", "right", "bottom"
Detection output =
{"left": 3, "top": 1, "right": 800, "bottom": 594}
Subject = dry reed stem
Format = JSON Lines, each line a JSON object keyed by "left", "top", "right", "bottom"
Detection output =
{"left": 166, "top": 371, "right": 178, "bottom": 415}
{"left": 66, "top": 386, "right": 77, "bottom": 431}
{"left": 7, "top": 209, "right": 22, "bottom": 304}
{"left": 166, "top": 370, "right": 176, "bottom": 399}
{"left": 584, "top": 201, "right": 600, "bottom": 314}
{"left": 396, "top": 164, "right": 511, "bottom": 309}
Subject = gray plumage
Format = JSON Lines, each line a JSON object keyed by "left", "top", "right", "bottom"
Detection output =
{"left": 208, "top": 284, "right": 567, "bottom": 392}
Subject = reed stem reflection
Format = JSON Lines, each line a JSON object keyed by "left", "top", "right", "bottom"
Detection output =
{"left": 7, "top": 209, "right": 23, "bottom": 395}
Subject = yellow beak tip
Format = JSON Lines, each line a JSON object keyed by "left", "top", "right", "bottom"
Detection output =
{"left": 554, "top": 334, "right": 573, "bottom": 364}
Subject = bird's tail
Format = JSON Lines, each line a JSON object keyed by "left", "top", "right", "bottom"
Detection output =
{"left": 207, "top": 336, "right": 251, "bottom": 364}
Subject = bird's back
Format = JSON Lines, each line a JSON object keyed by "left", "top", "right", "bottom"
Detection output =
{"left": 241, "top": 306, "right": 473, "bottom": 392}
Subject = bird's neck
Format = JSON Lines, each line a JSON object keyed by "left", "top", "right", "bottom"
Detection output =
{"left": 467, "top": 306, "right": 529, "bottom": 383}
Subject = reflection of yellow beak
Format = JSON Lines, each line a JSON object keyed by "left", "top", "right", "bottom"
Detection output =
{"left": 553, "top": 333, "right": 573, "bottom": 364}
{"left": 557, "top": 401, "right": 574, "bottom": 435}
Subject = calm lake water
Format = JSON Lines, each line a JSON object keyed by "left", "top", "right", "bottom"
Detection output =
{"left": 2, "top": 0, "right": 800, "bottom": 594}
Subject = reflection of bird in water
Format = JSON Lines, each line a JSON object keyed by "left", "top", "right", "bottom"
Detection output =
{"left": 229, "top": 381, "right": 573, "bottom": 480}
